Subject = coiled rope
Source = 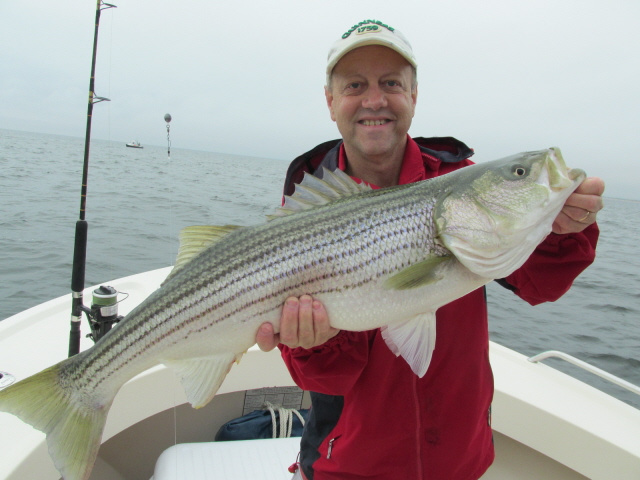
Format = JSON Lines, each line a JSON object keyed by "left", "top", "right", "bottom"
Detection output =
{"left": 264, "top": 401, "right": 306, "bottom": 438}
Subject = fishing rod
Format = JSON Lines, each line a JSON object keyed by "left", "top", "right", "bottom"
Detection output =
{"left": 68, "top": 0, "right": 118, "bottom": 357}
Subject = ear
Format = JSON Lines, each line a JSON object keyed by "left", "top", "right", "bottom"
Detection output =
{"left": 325, "top": 86, "right": 337, "bottom": 122}
{"left": 411, "top": 84, "right": 418, "bottom": 117}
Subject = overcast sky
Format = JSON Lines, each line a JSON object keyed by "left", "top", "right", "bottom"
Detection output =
{"left": 1, "top": 0, "right": 639, "bottom": 199}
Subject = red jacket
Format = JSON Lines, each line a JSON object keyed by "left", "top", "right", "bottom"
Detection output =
{"left": 280, "top": 137, "right": 599, "bottom": 480}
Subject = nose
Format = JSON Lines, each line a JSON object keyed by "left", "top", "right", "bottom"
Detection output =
{"left": 362, "top": 84, "right": 387, "bottom": 110}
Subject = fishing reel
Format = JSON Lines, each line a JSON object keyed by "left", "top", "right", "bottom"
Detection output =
{"left": 81, "top": 285, "right": 125, "bottom": 343}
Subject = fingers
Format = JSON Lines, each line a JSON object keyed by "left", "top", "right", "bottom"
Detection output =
{"left": 256, "top": 322, "right": 279, "bottom": 352}
{"left": 254, "top": 297, "right": 305, "bottom": 351}
{"left": 279, "top": 297, "right": 304, "bottom": 347}
{"left": 564, "top": 177, "right": 605, "bottom": 216}
{"left": 256, "top": 295, "right": 340, "bottom": 351}
{"left": 279, "top": 295, "right": 340, "bottom": 349}
{"left": 562, "top": 204, "right": 597, "bottom": 223}
{"left": 552, "top": 177, "right": 605, "bottom": 234}
{"left": 574, "top": 177, "right": 605, "bottom": 197}
{"left": 297, "top": 296, "right": 316, "bottom": 346}
{"left": 311, "top": 298, "right": 338, "bottom": 343}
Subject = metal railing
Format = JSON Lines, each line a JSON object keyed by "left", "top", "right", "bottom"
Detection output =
{"left": 528, "top": 350, "right": 640, "bottom": 397}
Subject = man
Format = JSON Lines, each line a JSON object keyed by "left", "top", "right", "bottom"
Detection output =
{"left": 257, "top": 20, "right": 604, "bottom": 480}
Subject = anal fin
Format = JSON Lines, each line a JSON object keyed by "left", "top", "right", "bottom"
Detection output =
{"left": 165, "top": 352, "right": 242, "bottom": 408}
{"left": 381, "top": 313, "right": 437, "bottom": 377}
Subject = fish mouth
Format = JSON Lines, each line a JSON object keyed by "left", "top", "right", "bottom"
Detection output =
{"left": 568, "top": 167, "right": 586, "bottom": 181}
{"left": 546, "top": 148, "right": 585, "bottom": 191}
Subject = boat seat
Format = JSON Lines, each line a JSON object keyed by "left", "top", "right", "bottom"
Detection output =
{"left": 151, "top": 437, "right": 300, "bottom": 480}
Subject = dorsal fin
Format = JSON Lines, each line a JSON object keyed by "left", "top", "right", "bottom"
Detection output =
{"left": 268, "top": 167, "right": 372, "bottom": 219}
{"left": 163, "top": 225, "right": 242, "bottom": 285}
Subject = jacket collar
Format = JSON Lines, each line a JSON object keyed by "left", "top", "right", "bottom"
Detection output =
{"left": 283, "top": 136, "right": 473, "bottom": 195}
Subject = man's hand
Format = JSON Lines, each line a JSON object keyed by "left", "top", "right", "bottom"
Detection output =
{"left": 256, "top": 295, "right": 340, "bottom": 352}
{"left": 552, "top": 177, "right": 605, "bottom": 234}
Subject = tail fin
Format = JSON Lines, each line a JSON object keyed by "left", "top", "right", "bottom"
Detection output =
{"left": 0, "top": 362, "right": 112, "bottom": 480}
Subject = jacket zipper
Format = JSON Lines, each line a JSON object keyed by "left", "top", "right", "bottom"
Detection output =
{"left": 327, "top": 437, "right": 336, "bottom": 459}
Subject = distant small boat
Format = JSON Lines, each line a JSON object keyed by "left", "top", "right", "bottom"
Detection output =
{"left": 126, "top": 141, "right": 143, "bottom": 149}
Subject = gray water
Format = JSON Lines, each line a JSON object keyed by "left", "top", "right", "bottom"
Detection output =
{"left": 1, "top": 129, "right": 638, "bottom": 409}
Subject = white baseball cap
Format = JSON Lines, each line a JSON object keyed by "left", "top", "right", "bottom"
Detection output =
{"left": 326, "top": 20, "right": 417, "bottom": 85}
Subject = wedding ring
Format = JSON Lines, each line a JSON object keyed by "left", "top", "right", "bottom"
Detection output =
{"left": 578, "top": 211, "right": 591, "bottom": 223}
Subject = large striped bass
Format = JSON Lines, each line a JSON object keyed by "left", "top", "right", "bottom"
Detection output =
{"left": 0, "top": 147, "right": 585, "bottom": 480}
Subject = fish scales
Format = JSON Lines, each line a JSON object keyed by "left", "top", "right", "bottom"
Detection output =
{"left": 65, "top": 182, "right": 437, "bottom": 395}
{"left": 74, "top": 183, "right": 438, "bottom": 384}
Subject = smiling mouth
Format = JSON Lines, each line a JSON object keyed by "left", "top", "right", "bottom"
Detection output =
{"left": 360, "top": 119, "right": 391, "bottom": 126}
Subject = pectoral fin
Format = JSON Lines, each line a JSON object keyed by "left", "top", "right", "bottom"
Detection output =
{"left": 165, "top": 352, "right": 242, "bottom": 408}
{"left": 383, "top": 256, "right": 452, "bottom": 290}
{"left": 381, "top": 313, "right": 437, "bottom": 377}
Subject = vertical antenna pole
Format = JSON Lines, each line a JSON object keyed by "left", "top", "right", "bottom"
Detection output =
{"left": 164, "top": 113, "right": 172, "bottom": 161}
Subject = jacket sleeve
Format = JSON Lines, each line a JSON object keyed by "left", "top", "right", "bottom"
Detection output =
{"left": 279, "top": 330, "right": 374, "bottom": 395}
{"left": 503, "top": 223, "right": 600, "bottom": 305}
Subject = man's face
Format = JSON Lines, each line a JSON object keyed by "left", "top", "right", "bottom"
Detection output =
{"left": 325, "top": 45, "right": 417, "bottom": 162}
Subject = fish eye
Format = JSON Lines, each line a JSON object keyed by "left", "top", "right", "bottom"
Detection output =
{"left": 512, "top": 165, "right": 527, "bottom": 177}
